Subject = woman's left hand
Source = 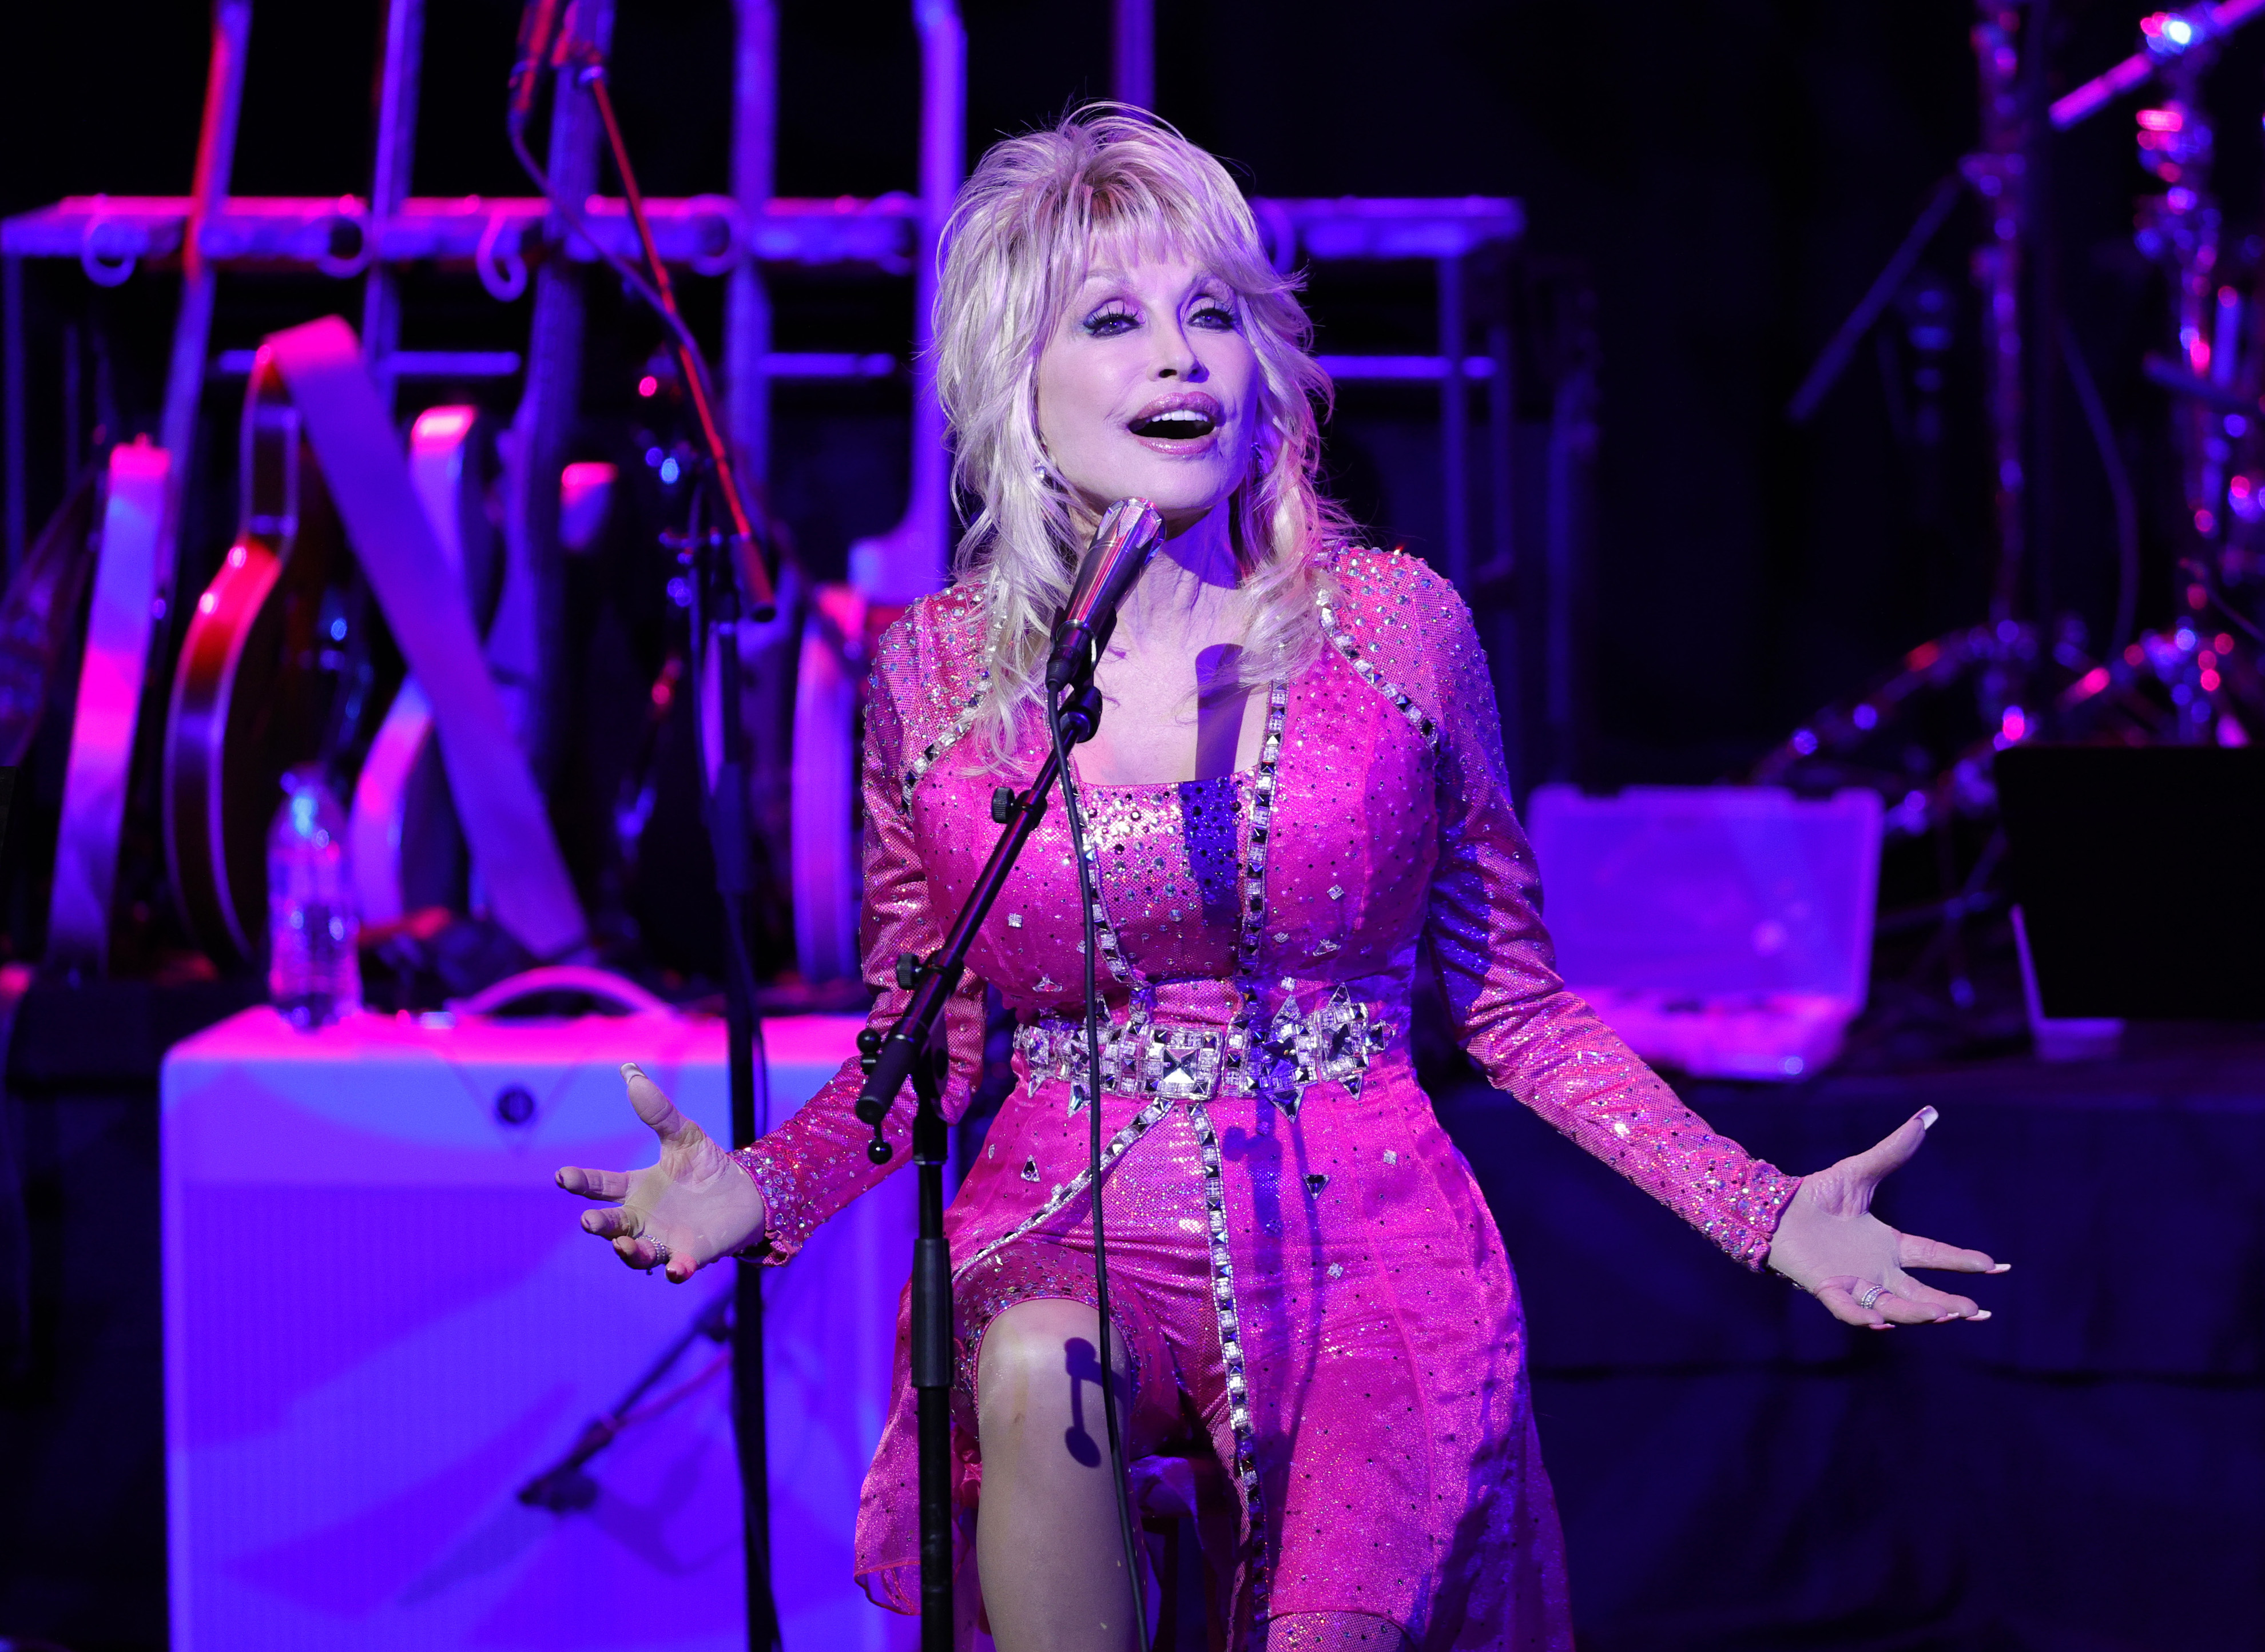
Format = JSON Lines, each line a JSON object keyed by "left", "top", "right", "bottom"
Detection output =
{"left": 1766, "top": 1106, "right": 2009, "bottom": 1328}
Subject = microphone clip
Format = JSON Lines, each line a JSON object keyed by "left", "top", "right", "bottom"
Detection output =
{"left": 1052, "top": 682, "right": 1108, "bottom": 747}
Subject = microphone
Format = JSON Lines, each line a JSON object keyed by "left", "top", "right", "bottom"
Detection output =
{"left": 1044, "top": 499, "right": 1165, "bottom": 692}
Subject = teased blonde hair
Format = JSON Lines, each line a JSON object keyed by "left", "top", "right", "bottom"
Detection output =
{"left": 934, "top": 105, "right": 1353, "bottom": 758}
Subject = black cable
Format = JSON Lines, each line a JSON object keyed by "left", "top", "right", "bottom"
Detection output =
{"left": 1048, "top": 683, "right": 1150, "bottom": 1652}
{"left": 507, "top": 81, "right": 728, "bottom": 425}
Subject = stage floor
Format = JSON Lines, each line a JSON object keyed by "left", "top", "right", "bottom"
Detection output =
{"left": 3, "top": 982, "right": 2258, "bottom": 1651}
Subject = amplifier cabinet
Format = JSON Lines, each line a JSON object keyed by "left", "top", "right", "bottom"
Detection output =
{"left": 161, "top": 1007, "right": 915, "bottom": 1651}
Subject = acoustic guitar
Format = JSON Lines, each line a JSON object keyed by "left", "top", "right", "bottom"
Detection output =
{"left": 164, "top": 345, "right": 402, "bottom": 968}
{"left": 348, "top": 403, "right": 503, "bottom": 927}
{"left": 48, "top": 439, "right": 172, "bottom": 969}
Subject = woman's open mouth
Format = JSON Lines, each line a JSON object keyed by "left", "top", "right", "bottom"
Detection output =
{"left": 1126, "top": 393, "right": 1224, "bottom": 444}
{"left": 1129, "top": 408, "right": 1217, "bottom": 439}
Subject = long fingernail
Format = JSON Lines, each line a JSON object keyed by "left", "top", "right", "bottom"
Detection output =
{"left": 1968, "top": 1310, "right": 1992, "bottom": 1321}
{"left": 1917, "top": 1106, "right": 1938, "bottom": 1129}
{"left": 1990, "top": 1262, "right": 2012, "bottom": 1273}
{"left": 622, "top": 1061, "right": 645, "bottom": 1081}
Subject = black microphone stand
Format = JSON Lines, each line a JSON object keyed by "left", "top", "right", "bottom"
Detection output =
{"left": 851, "top": 672, "right": 1110, "bottom": 1652}
{"left": 509, "top": 18, "right": 783, "bottom": 1650}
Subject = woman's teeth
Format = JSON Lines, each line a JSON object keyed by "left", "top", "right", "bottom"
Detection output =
{"left": 1130, "top": 409, "right": 1216, "bottom": 439}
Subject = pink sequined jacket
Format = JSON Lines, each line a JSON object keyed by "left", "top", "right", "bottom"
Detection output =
{"left": 738, "top": 546, "right": 1799, "bottom": 1647}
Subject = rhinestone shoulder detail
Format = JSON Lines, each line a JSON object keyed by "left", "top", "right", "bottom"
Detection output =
{"left": 887, "top": 582, "right": 998, "bottom": 809}
{"left": 1314, "top": 548, "right": 1443, "bottom": 749}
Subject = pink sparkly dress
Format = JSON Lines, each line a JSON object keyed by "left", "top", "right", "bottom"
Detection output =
{"left": 737, "top": 547, "right": 1799, "bottom": 1650}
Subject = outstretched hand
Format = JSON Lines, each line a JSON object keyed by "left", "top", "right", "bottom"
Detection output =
{"left": 1767, "top": 1106, "right": 2009, "bottom": 1329}
{"left": 554, "top": 1063, "right": 767, "bottom": 1284}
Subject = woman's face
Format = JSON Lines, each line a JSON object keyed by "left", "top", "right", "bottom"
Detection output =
{"left": 1033, "top": 253, "right": 1259, "bottom": 528}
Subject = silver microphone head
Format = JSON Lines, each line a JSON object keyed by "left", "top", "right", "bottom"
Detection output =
{"left": 1047, "top": 499, "right": 1165, "bottom": 689}
{"left": 1060, "top": 499, "right": 1165, "bottom": 628}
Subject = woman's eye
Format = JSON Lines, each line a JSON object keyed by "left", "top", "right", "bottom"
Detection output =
{"left": 1191, "top": 303, "right": 1237, "bottom": 331}
{"left": 1082, "top": 308, "right": 1138, "bottom": 337}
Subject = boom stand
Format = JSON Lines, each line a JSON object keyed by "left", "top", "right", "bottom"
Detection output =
{"left": 852, "top": 681, "right": 1106, "bottom": 1652}
{"left": 509, "top": 17, "right": 786, "bottom": 1649}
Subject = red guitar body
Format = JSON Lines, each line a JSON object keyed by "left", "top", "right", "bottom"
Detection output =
{"left": 164, "top": 348, "right": 398, "bottom": 968}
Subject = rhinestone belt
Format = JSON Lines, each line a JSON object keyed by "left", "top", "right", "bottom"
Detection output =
{"left": 1012, "top": 986, "right": 1396, "bottom": 1114}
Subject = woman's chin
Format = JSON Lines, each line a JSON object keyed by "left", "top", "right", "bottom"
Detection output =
{"left": 1071, "top": 472, "right": 1238, "bottom": 524}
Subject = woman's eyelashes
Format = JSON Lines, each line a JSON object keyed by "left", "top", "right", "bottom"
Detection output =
{"left": 1077, "top": 295, "right": 1239, "bottom": 338}
{"left": 1082, "top": 304, "right": 1138, "bottom": 337}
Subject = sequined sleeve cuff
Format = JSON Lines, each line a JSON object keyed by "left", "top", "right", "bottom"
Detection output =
{"left": 1522, "top": 1053, "right": 1809, "bottom": 1272}
{"left": 728, "top": 1144, "right": 808, "bottom": 1268}
{"left": 1708, "top": 1164, "right": 1802, "bottom": 1270}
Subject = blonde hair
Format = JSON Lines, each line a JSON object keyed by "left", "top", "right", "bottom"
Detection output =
{"left": 933, "top": 105, "right": 1353, "bottom": 758}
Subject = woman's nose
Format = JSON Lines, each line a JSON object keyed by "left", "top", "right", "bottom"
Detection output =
{"left": 1151, "top": 321, "right": 1202, "bottom": 381}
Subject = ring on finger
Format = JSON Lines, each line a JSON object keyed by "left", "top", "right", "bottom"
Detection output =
{"left": 1855, "top": 1283, "right": 1886, "bottom": 1311}
{"left": 646, "top": 1241, "right": 673, "bottom": 1273}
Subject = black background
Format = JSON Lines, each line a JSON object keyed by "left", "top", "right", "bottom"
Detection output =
{"left": 6, "top": 5, "right": 2265, "bottom": 1650}
{"left": 15, "top": 1, "right": 2265, "bottom": 782}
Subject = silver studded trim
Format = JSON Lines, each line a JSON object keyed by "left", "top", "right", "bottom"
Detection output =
{"left": 1234, "top": 682, "right": 1291, "bottom": 978}
{"left": 1316, "top": 588, "right": 1440, "bottom": 749}
{"left": 1185, "top": 1098, "right": 1272, "bottom": 1619}
{"left": 953, "top": 1094, "right": 1177, "bottom": 1281}
{"left": 900, "top": 665, "right": 992, "bottom": 808}
{"left": 1233, "top": 682, "right": 1301, "bottom": 1111}
{"left": 1074, "top": 836, "right": 1135, "bottom": 990}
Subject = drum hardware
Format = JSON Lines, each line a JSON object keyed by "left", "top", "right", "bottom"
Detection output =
{"left": 1768, "top": 2, "right": 2265, "bottom": 1031}
{"left": 1769, "top": 6, "right": 2053, "bottom": 1015}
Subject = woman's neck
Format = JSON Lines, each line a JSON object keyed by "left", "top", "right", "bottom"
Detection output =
{"left": 1112, "top": 503, "right": 1241, "bottom": 649}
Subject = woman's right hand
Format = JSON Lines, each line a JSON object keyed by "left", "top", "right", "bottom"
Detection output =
{"left": 554, "top": 1062, "right": 767, "bottom": 1283}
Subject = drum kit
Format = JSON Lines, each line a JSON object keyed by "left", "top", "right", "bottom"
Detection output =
{"left": 1762, "top": 2, "right": 2265, "bottom": 1006}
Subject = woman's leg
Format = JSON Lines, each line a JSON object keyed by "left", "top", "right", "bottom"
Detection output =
{"left": 975, "top": 1297, "right": 1140, "bottom": 1652}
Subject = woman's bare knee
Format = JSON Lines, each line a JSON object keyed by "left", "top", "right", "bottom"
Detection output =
{"left": 976, "top": 1298, "right": 1128, "bottom": 1458}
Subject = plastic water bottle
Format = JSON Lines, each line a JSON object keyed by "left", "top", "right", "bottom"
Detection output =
{"left": 268, "top": 765, "right": 361, "bottom": 1029}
